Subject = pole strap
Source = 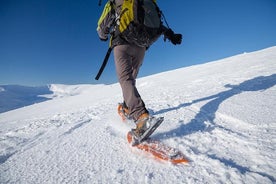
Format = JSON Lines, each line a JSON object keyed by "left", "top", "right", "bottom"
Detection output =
{"left": 95, "top": 47, "right": 112, "bottom": 80}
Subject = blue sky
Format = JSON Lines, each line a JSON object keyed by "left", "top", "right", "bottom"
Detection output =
{"left": 1, "top": 0, "right": 276, "bottom": 86}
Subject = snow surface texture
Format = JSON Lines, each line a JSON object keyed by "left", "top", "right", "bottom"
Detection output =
{"left": 0, "top": 47, "right": 276, "bottom": 183}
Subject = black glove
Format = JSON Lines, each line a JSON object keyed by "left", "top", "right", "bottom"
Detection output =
{"left": 164, "top": 29, "right": 182, "bottom": 45}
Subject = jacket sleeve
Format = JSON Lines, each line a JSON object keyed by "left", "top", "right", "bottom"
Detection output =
{"left": 97, "top": 2, "right": 116, "bottom": 41}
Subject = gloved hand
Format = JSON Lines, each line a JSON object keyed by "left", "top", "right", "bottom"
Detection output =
{"left": 100, "top": 37, "right": 108, "bottom": 42}
{"left": 164, "top": 28, "right": 182, "bottom": 45}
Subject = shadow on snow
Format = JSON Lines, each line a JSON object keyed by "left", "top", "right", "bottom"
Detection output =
{"left": 153, "top": 74, "right": 276, "bottom": 182}
{"left": 154, "top": 74, "right": 276, "bottom": 138}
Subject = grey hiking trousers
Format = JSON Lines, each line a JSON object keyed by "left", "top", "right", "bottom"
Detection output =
{"left": 114, "top": 44, "right": 148, "bottom": 121}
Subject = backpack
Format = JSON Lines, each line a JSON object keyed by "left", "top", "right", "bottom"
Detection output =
{"left": 114, "top": 0, "right": 163, "bottom": 47}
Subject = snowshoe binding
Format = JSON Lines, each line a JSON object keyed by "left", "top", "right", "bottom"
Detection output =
{"left": 130, "top": 114, "right": 164, "bottom": 146}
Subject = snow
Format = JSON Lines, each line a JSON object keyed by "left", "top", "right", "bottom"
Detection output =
{"left": 0, "top": 46, "right": 276, "bottom": 183}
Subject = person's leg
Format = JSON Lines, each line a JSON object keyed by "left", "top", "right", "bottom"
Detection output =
{"left": 114, "top": 45, "right": 148, "bottom": 120}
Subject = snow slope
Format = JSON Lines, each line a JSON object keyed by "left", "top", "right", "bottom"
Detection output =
{"left": 0, "top": 47, "right": 276, "bottom": 183}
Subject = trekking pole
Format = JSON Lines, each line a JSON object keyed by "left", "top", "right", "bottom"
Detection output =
{"left": 95, "top": 47, "right": 112, "bottom": 80}
{"left": 161, "top": 11, "right": 170, "bottom": 29}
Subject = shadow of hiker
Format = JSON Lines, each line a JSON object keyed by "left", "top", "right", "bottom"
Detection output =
{"left": 154, "top": 74, "right": 276, "bottom": 139}
{"left": 207, "top": 154, "right": 276, "bottom": 182}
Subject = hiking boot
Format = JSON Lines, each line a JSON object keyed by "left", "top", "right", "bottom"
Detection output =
{"left": 133, "top": 113, "right": 151, "bottom": 137}
{"left": 131, "top": 114, "right": 164, "bottom": 145}
{"left": 117, "top": 103, "right": 130, "bottom": 121}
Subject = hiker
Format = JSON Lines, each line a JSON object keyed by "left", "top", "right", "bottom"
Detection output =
{"left": 97, "top": 0, "right": 182, "bottom": 141}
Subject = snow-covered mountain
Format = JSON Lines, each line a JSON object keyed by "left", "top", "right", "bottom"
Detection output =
{"left": 0, "top": 85, "right": 53, "bottom": 113}
{"left": 0, "top": 47, "right": 276, "bottom": 183}
{"left": 0, "top": 84, "right": 99, "bottom": 113}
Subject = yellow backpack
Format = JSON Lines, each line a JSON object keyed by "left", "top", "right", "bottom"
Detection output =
{"left": 116, "top": 0, "right": 163, "bottom": 47}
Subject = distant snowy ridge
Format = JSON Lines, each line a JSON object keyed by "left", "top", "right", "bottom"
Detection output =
{"left": 45, "top": 84, "right": 95, "bottom": 98}
{"left": 0, "top": 85, "right": 53, "bottom": 113}
{"left": 0, "top": 84, "right": 108, "bottom": 113}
